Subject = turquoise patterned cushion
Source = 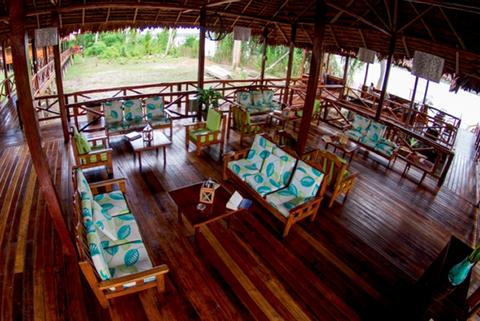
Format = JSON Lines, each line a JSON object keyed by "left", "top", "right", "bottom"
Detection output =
{"left": 76, "top": 169, "right": 93, "bottom": 200}
{"left": 266, "top": 189, "right": 309, "bottom": 218}
{"left": 93, "top": 200, "right": 117, "bottom": 240}
{"left": 104, "top": 101, "right": 123, "bottom": 124}
{"left": 189, "top": 128, "right": 215, "bottom": 143}
{"left": 360, "top": 122, "right": 386, "bottom": 148}
{"left": 145, "top": 96, "right": 164, "bottom": 120}
{"left": 106, "top": 121, "right": 126, "bottom": 133}
{"left": 86, "top": 226, "right": 112, "bottom": 280}
{"left": 123, "top": 99, "right": 144, "bottom": 123}
{"left": 237, "top": 91, "right": 252, "bottom": 108}
{"left": 272, "top": 147, "right": 297, "bottom": 185}
{"left": 103, "top": 241, "right": 153, "bottom": 279}
{"left": 228, "top": 158, "right": 262, "bottom": 181}
{"left": 251, "top": 90, "right": 264, "bottom": 107}
{"left": 94, "top": 191, "right": 130, "bottom": 217}
{"left": 97, "top": 214, "right": 143, "bottom": 248}
{"left": 346, "top": 130, "right": 363, "bottom": 141}
{"left": 351, "top": 113, "right": 370, "bottom": 136}
{"left": 263, "top": 90, "right": 274, "bottom": 106}
{"left": 247, "top": 135, "right": 275, "bottom": 165}
{"left": 246, "top": 154, "right": 286, "bottom": 196}
{"left": 375, "top": 138, "right": 397, "bottom": 157}
{"left": 288, "top": 161, "right": 324, "bottom": 198}
{"left": 149, "top": 116, "right": 171, "bottom": 127}
{"left": 81, "top": 198, "right": 93, "bottom": 224}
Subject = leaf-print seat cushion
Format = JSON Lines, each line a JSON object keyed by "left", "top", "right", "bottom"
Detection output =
{"left": 350, "top": 113, "right": 370, "bottom": 135}
{"left": 106, "top": 121, "right": 126, "bottom": 134}
{"left": 345, "top": 129, "right": 363, "bottom": 142}
{"left": 148, "top": 116, "right": 171, "bottom": 127}
{"left": 360, "top": 121, "right": 385, "bottom": 148}
{"left": 228, "top": 159, "right": 262, "bottom": 181}
{"left": 94, "top": 191, "right": 131, "bottom": 217}
{"left": 272, "top": 146, "right": 297, "bottom": 180}
{"left": 76, "top": 168, "right": 93, "bottom": 200}
{"left": 266, "top": 161, "right": 324, "bottom": 217}
{"left": 374, "top": 137, "right": 397, "bottom": 157}
{"left": 237, "top": 91, "right": 253, "bottom": 109}
{"left": 145, "top": 96, "right": 164, "bottom": 120}
{"left": 104, "top": 101, "right": 124, "bottom": 125}
{"left": 86, "top": 225, "right": 112, "bottom": 281}
{"left": 103, "top": 241, "right": 154, "bottom": 280}
{"left": 245, "top": 154, "right": 286, "bottom": 196}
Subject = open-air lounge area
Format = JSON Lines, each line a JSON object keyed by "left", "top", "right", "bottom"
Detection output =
{"left": 2, "top": 1, "right": 480, "bottom": 321}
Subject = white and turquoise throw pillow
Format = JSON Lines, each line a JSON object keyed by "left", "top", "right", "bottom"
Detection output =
{"left": 103, "top": 100, "right": 123, "bottom": 124}
{"left": 145, "top": 96, "right": 164, "bottom": 119}
{"left": 237, "top": 91, "right": 252, "bottom": 108}
{"left": 123, "top": 99, "right": 144, "bottom": 123}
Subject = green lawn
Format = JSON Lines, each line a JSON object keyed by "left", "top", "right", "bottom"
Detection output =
{"left": 63, "top": 56, "right": 200, "bottom": 93}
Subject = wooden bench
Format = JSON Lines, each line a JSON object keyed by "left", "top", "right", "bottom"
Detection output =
{"left": 73, "top": 168, "right": 169, "bottom": 308}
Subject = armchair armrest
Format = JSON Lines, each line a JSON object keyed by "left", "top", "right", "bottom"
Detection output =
{"left": 85, "top": 148, "right": 113, "bottom": 156}
{"left": 99, "top": 264, "right": 169, "bottom": 291}
{"left": 288, "top": 196, "right": 323, "bottom": 221}
{"left": 87, "top": 135, "right": 108, "bottom": 147}
{"left": 224, "top": 148, "right": 250, "bottom": 162}
{"left": 89, "top": 178, "right": 127, "bottom": 194}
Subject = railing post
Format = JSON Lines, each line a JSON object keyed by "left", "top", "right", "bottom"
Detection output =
{"left": 2, "top": 42, "right": 11, "bottom": 98}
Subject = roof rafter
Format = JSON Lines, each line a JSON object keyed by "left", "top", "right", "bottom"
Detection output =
{"left": 361, "top": 0, "right": 390, "bottom": 32}
{"left": 330, "top": 0, "right": 354, "bottom": 23}
{"left": 405, "top": 0, "right": 480, "bottom": 15}
{"left": 275, "top": 22, "right": 288, "bottom": 42}
{"left": 325, "top": 1, "right": 391, "bottom": 36}
{"left": 383, "top": 0, "right": 392, "bottom": 28}
{"left": 294, "top": 0, "right": 315, "bottom": 23}
{"left": 397, "top": 5, "right": 433, "bottom": 32}
{"left": 439, "top": 7, "right": 467, "bottom": 50}
{"left": 358, "top": 29, "right": 367, "bottom": 48}
{"left": 402, "top": 36, "right": 410, "bottom": 58}
{"left": 270, "top": 0, "right": 289, "bottom": 21}
{"left": 229, "top": 0, "right": 253, "bottom": 28}
{"left": 407, "top": 2, "right": 435, "bottom": 41}
{"left": 328, "top": 25, "right": 339, "bottom": 48}
{"left": 300, "top": 24, "right": 312, "bottom": 44}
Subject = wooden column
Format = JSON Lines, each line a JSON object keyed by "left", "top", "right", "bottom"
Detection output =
{"left": 297, "top": 0, "right": 326, "bottom": 156}
{"left": 409, "top": 76, "right": 419, "bottom": 110}
{"left": 31, "top": 36, "right": 38, "bottom": 74}
{"left": 43, "top": 47, "right": 48, "bottom": 66}
{"left": 341, "top": 55, "right": 350, "bottom": 98}
{"left": 362, "top": 63, "right": 370, "bottom": 88}
{"left": 300, "top": 48, "right": 307, "bottom": 76}
{"left": 375, "top": 34, "right": 396, "bottom": 120}
{"left": 283, "top": 23, "right": 297, "bottom": 104}
{"left": 52, "top": 14, "right": 69, "bottom": 142}
{"left": 260, "top": 27, "right": 268, "bottom": 85}
{"left": 197, "top": 6, "right": 206, "bottom": 121}
{"left": 8, "top": 0, "right": 75, "bottom": 256}
{"left": 2, "top": 42, "right": 11, "bottom": 98}
{"left": 325, "top": 53, "right": 330, "bottom": 75}
{"left": 423, "top": 80, "right": 430, "bottom": 105}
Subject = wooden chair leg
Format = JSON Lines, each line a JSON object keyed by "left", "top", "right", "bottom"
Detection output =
{"left": 156, "top": 275, "right": 166, "bottom": 293}
{"left": 283, "top": 217, "right": 295, "bottom": 238}
{"left": 79, "top": 262, "right": 109, "bottom": 309}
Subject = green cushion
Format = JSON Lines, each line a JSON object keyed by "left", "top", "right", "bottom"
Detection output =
{"left": 206, "top": 109, "right": 221, "bottom": 132}
{"left": 74, "top": 131, "right": 91, "bottom": 155}
{"left": 189, "top": 128, "right": 215, "bottom": 143}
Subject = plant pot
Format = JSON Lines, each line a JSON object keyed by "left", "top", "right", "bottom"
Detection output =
{"left": 448, "top": 258, "right": 474, "bottom": 286}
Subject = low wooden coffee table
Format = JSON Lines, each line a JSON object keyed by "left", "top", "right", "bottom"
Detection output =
{"left": 127, "top": 130, "right": 172, "bottom": 170}
{"left": 324, "top": 135, "right": 359, "bottom": 164}
{"left": 169, "top": 182, "right": 245, "bottom": 238}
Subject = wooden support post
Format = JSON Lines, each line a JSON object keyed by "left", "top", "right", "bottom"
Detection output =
{"left": 297, "top": 0, "right": 326, "bottom": 156}
{"left": 325, "top": 52, "right": 330, "bottom": 75}
{"left": 197, "top": 6, "right": 206, "bottom": 121}
{"left": 31, "top": 36, "right": 38, "bottom": 74}
{"left": 52, "top": 13, "right": 70, "bottom": 143}
{"left": 375, "top": 34, "right": 396, "bottom": 120}
{"left": 300, "top": 48, "right": 307, "bottom": 76}
{"left": 363, "top": 63, "right": 370, "bottom": 89}
{"left": 260, "top": 27, "right": 268, "bottom": 85}
{"left": 8, "top": 0, "right": 75, "bottom": 256}
{"left": 43, "top": 47, "right": 48, "bottom": 66}
{"left": 409, "top": 76, "right": 419, "bottom": 110}
{"left": 283, "top": 23, "right": 297, "bottom": 105}
{"left": 423, "top": 80, "right": 430, "bottom": 105}
{"left": 341, "top": 55, "right": 350, "bottom": 99}
{"left": 2, "top": 42, "right": 11, "bottom": 98}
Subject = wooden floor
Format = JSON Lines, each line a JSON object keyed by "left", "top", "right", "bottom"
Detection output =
{"left": 0, "top": 103, "right": 479, "bottom": 321}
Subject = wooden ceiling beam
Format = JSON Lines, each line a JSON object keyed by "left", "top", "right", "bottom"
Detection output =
{"left": 229, "top": 0, "right": 253, "bottom": 28}
{"left": 439, "top": 7, "right": 467, "bottom": 50}
{"left": 325, "top": 1, "right": 391, "bottom": 36}
{"left": 270, "top": 0, "right": 289, "bottom": 21}
{"left": 402, "top": 35, "right": 410, "bottom": 58}
{"left": 328, "top": 24, "right": 339, "bottom": 48}
{"left": 301, "top": 24, "right": 313, "bottom": 43}
{"left": 398, "top": 5, "right": 433, "bottom": 32}
{"left": 405, "top": 0, "right": 480, "bottom": 15}
{"left": 358, "top": 29, "right": 367, "bottom": 48}
{"left": 383, "top": 0, "right": 392, "bottom": 28}
{"left": 330, "top": 0, "right": 354, "bottom": 23}
{"left": 275, "top": 22, "right": 288, "bottom": 43}
{"left": 408, "top": 2, "right": 435, "bottom": 41}
{"left": 105, "top": 8, "right": 111, "bottom": 23}
{"left": 361, "top": 0, "right": 390, "bottom": 31}
{"left": 295, "top": 0, "right": 315, "bottom": 22}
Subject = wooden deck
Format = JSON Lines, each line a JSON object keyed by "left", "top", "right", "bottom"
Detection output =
{"left": 0, "top": 109, "right": 478, "bottom": 321}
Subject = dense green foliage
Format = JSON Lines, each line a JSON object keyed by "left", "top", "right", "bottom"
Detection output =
{"left": 75, "top": 29, "right": 198, "bottom": 60}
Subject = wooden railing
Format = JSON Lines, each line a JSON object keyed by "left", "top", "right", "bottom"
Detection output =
{"left": 33, "top": 77, "right": 301, "bottom": 129}
{"left": 0, "top": 73, "right": 15, "bottom": 103}
{"left": 32, "top": 47, "right": 73, "bottom": 96}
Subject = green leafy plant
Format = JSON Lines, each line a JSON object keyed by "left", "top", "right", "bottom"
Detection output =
{"left": 468, "top": 246, "right": 480, "bottom": 263}
{"left": 196, "top": 87, "right": 222, "bottom": 110}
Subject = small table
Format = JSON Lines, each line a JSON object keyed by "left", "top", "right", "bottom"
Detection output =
{"left": 398, "top": 154, "right": 434, "bottom": 184}
{"left": 324, "top": 135, "right": 359, "bottom": 164}
{"left": 268, "top": 110, "right": 301, "bottom": 131}
{"left": 127, "top": 130, "right": 172, "bottom": 170}
{"left": 169, "top": 183, "right": 245, "bottom": 238}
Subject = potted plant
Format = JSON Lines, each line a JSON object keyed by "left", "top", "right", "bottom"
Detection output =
{"left": 448, "top": 246, "right": 480, "bottom": 286}
{"left": 195, "top": 87, "right": 223, "bottom": 120}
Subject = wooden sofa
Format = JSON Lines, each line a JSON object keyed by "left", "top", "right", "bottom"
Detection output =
{"left": 73, "top": 168, "right": 169, "bottom": 308}
{"left": 223, "top": 134, "right": 328, "bottom": 237}
{"left": 103, "top": 96, "right": 173, "bottom": 142}
{"left": 345, "top": 112, "right": 398, "bottom": 168}
{"left": 234, "top": 87, "right": 283, "bottom": 114}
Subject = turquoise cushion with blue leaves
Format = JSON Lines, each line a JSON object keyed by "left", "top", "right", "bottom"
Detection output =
{"left": 237, "top": 91, "right": 252, "bottom": 108}
{"left": 104, "top": 100, "right": 124, "bottom": 124}
{"left": 360, "top": 121, "right": 385, "bottom": 148}
{"left": 103, "top": 241, "right": 153, "bottom": 279}
{"left": 228, "top": 159, "right": 262, "bottom": 181}
{"left": 263, "top": 90, "right": 274, "bottom": 106}
{"left": 346, "top": 129, "right": 364, "bottom": 141}
{"left": 96, "top": 214, "right": 143, "bottom": 249}
{"left": 123, "top": 99, "right": 144, "bottom": 123}
{"left": 86, "top": 224, "right": 112, "bottom": 280}
{"left": 149, "top": 116, "right": 171, "bottom": 128}
{"left": 94, "top": 191, "right": 131, "bottom": 217}
{"left": 76, "top": 169, "right": 93, "bottom": 201}
{"left": 81, "top": 198, "right": 93, "bottom": 224}
{"left": 145, "top": 96, "right": 164, "bottom": 120}
{"left": 288, "top": 161, "right": 325, "bottom": 199}
{"left": 351, "top": 113, "right": 370, "bottom": 135}
{"left": 252, "top": 91, "right": 264, "bottom": 107}
{"left": 266, "top": 189, "right": 312, "bottom": 217}
{"left": 246, "top": 154, "right": 286, "bottom": 196}
{"left": 375, "top": 137, "right": 397, "bottom": 157}
{"left": 247, "top": 134, "right": 275, "bottom": 165}
{"left": 106, "top": 121, "right": 126, "bottom": 133}
{"left": 272, "top": 147, "right": 297, "bottom": 185}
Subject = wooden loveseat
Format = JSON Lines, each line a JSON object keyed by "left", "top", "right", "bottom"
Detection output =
{"left": 234, "top": 87, "right": 283, "bottom": 114}
{"left": 73, "top": 168, "right": 169, "bottom": 308}
{"left": 223, "top": 134, "right": 328, "bottom": 237}
{"left": 346, "top": 112, "right": 398, "bottom": 168}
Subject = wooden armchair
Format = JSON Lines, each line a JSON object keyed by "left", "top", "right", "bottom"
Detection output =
{"left": 72, "top": 128, "right": 113, "bottom": 176}
{"left": 229, "top": 105, "right": 266, "bottom": 147}
{"left": 185, "top": 108, "right": 226, "bottom": 156}
{"left": 73, "top": 169, "right": 169, "bottom": 308}
{"left": 303, "top": 149, "right": 358, "bottom": 208}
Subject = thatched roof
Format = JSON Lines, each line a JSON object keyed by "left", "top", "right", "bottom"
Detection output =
{"left": 2, "top": 0, "right": 480, "bottom": 92}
